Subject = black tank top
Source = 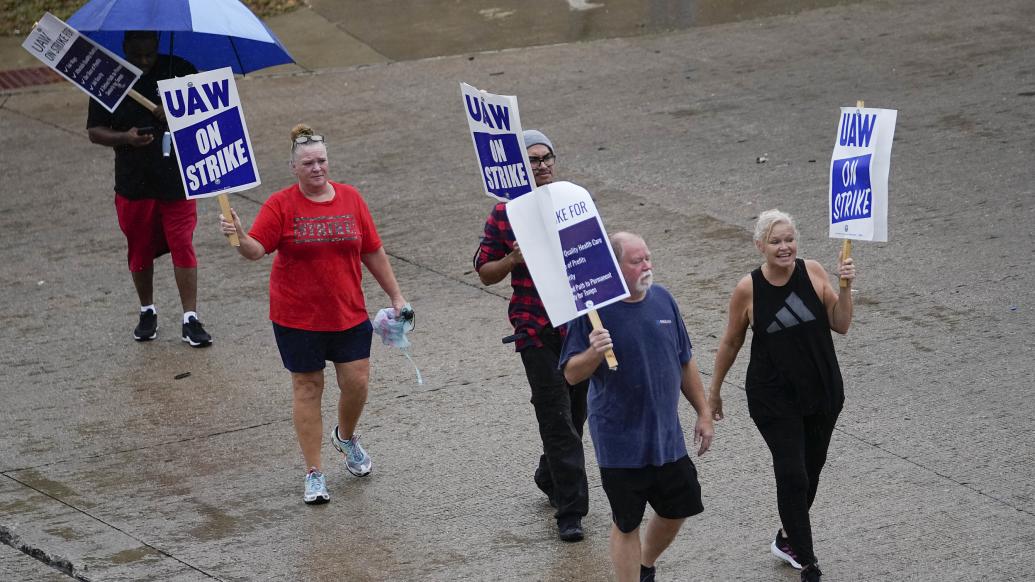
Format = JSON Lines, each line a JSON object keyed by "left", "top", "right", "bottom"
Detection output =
{"left": 746, "top": 259, "right": 844, "bottom": 418}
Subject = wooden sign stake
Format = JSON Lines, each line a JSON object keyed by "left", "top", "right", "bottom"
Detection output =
{"left": 585, "top": 301, "right": 618, "bottom": 370}
{"left": 839, "top": 99, "right": 864, "bottom": 288}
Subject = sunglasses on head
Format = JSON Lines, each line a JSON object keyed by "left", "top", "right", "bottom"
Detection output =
{"left": 293, "top": 134, "right": 325, "bottom": 145}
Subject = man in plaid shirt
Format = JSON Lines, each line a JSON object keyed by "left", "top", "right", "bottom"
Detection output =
{"left": 473, "top": 130, "right": 589, "bottom": 543}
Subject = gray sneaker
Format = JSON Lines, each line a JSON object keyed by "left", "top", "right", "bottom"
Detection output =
{"left": 303, "top": 468, "right": 329, "bottom": 505}
{"left": 332, "top": 427, "right": 372, "bottom": 476}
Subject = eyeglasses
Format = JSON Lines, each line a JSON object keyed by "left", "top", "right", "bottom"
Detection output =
{"left": 528, "top": 153, "right": 555, "bottom": 168}
{"left": 293, "top": 134, "right": 325, "bottom": 145}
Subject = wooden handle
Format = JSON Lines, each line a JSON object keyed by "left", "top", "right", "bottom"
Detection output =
{"left": 127, "top": 89, "right": 162, "bottom": 116}
{"left": 837, "top": 100, "right": 864, "bottom": 288}
{"left": 218, "top": 194, "right": 241, "bottom": 247}
{"left": 839, "top": 239, "right": 852, "bottom": 288}
{"left": 586, "top": 308, "right": 618, "bottom": 370}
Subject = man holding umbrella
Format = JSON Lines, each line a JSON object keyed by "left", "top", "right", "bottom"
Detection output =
{"left": 86, "top": 30, "right": 212, "bottom": 346}
{"left": 72, "top": 0, "right": 294, "bottom": 345}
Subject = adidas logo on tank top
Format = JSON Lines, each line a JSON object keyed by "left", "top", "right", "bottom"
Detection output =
{"left": 765, "top": 292, "right": 817, "bottom": 334}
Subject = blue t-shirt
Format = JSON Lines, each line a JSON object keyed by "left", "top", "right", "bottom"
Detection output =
{"left": 559, "top": 285, "right": 692, "bottom": 469}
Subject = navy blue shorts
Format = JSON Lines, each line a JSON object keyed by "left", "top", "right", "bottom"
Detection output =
{"left": 272, "top": 320, "right": 373, "bottom": 373}
{"left": 599, "top": 456, "right": 704, "bottom": 533}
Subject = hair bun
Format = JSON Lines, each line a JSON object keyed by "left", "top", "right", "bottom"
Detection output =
{"left": 290, "top": 123, "right": 314, "bottom": 141}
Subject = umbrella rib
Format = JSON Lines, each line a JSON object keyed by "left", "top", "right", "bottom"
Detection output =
{"left": 229, "top": 37, "right": 245, "bottom": 75}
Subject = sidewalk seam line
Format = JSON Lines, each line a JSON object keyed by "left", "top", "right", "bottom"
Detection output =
{"left": 0, "top": 473, "right": 224, "bottom": 580}
{"left": 834, "top": 428, "right": 1034, "bottom": 517}
{"left": 716, "top": 379, "right": 1032, "bottom": 517}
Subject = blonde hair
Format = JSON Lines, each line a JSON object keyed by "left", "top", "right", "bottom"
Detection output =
{"left": 291, "top": 123, "right": 314, "bottom": 141}
{"left": 289, "top": 123, "right": 323, "bottom": 163}
{"left": 753, "top": 209, "right": 797, "bottom": 242}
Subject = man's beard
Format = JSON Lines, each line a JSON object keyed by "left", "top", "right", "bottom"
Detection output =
{"left": 635, "top": 271, "right": 653, "bottom": 293}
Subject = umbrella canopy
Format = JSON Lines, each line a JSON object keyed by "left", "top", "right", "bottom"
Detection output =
{"left": 67, "top": 0, "right": 294, "bottom": 74}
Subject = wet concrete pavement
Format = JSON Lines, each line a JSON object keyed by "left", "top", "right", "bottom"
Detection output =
{"left": 298, "top": 0, "right": 866, "bottom": 62}
{"left": 1, "top": 0, "right": 1033, "bottom": 579}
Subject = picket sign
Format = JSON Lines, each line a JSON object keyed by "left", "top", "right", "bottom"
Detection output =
{"left": 158, "top": 69, "right": 266, "bottom": 249}
{"left": 829, "top": 99, "right": 897, "bottom": 288}
{"left": 459, "top": 82, "right": 535, "bottom": 201}
{"left": 22, "top": 13, "right": 142, "bottom": 112}
{"left": 127, "top": 87, "right": 241, "bottom": 246}
{"left": 507, "top": 181, "right": 629, "bottom": 369}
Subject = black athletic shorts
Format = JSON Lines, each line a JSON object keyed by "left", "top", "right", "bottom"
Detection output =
{"left": 599, "top": 455, "right": 704, "bottom": 533}
{"left": 272, "top": 319, "right": 373, "bottom": 373}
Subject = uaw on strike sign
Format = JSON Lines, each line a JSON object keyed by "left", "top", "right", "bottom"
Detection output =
{"left": 158, "top": 68, "right": 260, "bottom": 199}
{"left": 460, "top": 82, "right": 534, "bottom": 201}
{"left": 829, "top": 106, "right": 897, "bottom": 241}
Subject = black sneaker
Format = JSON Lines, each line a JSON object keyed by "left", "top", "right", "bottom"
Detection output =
{"left": 640, "top": 565, "right": 656, "bottom": 582}
{"left": 134, "top": 309, "right": 158, "bottom": 341}
{"left": 800, "top": 563, "right": 822, "bottom": 582}
{"left": 181, "top": 316, "right": 212, "bottom": 347}
{"left": 558, "top": 517, "right": 583, "bottom": 542}
{"left": 772, "top": 529, "right": 803, "bottom": 569}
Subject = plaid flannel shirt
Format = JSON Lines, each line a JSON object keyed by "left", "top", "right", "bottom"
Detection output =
{"left": 473, "top": 202, "right": 563, "bottom": 351}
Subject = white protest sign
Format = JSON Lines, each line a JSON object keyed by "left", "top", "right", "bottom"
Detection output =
{"left": 507, "top": 181, "right": 629, "bottom": 325}
{"left": 158, "top": 68, "right": 260, "bottom": 199}
{"left": 21, "top": 12, "right": 141, "bottom": 113}
{"left": 460, "top": 82, "right": 535, "bottom": 201}
{"left": 829, "top": 106, "right": 897, "bottom": 242}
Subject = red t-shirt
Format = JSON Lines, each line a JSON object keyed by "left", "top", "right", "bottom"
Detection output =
{"left": 248, "top": 182, "right": 382, "bottom": 331}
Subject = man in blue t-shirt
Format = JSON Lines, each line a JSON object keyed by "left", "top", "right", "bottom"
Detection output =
{"left": 560, "top": 232, "right": 714, "bottom": 582}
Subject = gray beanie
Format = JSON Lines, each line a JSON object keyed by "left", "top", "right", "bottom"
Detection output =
{"left": 523, "top": 129, "right": 554, "bottom": 154}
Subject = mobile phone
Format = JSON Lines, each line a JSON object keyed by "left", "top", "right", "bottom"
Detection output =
{"left": 136, "top": 126, "right": 156, "bottom": 135}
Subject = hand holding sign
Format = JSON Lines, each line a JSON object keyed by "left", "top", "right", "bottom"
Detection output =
{"left": 217, "top": 197, "right": 241, "bottom": 247}
{"left": 839, "top": 238, "right": 852, "bottom": 288}
{"left": 586, "top": 301, "right": 618, "bottom": 370}
{"left": 509, "top": 242, "right": 524, "bottom": 265}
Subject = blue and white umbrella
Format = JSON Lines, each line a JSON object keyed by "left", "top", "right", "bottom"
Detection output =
{"left": 67, "top": 0, "right": 295, "bottom": 74}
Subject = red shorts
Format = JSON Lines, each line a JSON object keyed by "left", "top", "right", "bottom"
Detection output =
{"left": 115, "top": 194, "right": 198, "bottom": 272}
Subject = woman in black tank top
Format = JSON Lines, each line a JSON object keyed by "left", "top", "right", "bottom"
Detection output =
{"left": 707, "top": 210, "right": 856, "bottom": 582}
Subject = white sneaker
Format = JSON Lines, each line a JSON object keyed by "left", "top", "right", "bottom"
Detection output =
{"left": 332, "top": 427, "right": 372, "bottom": 476}
{"left": 303, "top": 468, "right": 329, "bottom": 504}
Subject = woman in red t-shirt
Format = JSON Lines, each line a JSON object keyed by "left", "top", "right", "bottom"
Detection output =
{"left": 220, "top": 124, "right": 408, "bottom": 505}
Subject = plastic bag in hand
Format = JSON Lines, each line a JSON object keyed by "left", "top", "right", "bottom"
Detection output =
{"left": 373, "top": 305, "right": 421, "bottom": 384}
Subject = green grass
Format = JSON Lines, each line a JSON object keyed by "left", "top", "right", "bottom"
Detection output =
{"left": 0, "top": 0, "right": 304, "bottom": 37}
